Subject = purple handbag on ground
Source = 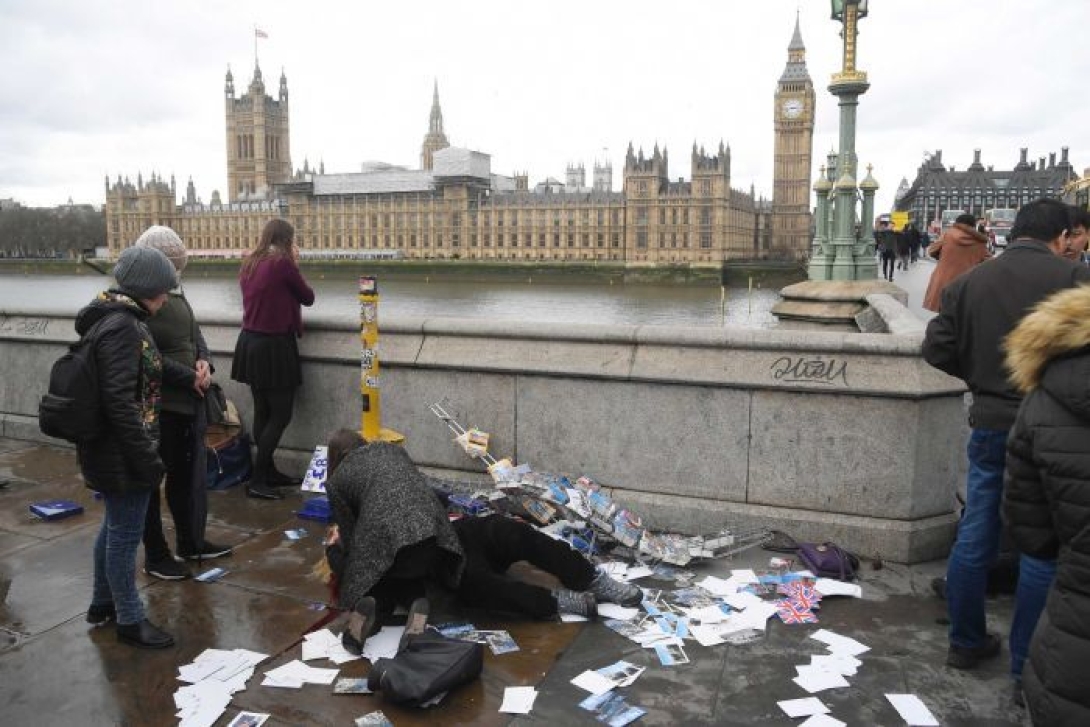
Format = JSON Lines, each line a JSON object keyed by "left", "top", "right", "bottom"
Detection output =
{"left": 797, "top": 542, "right": 860, "bottom": 581}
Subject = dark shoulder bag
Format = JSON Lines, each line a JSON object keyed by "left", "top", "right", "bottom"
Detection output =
{"left": 367, "top": 632, "right": 484, "bottom": 706}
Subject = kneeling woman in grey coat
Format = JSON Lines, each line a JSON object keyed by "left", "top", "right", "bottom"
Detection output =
{"left": 323, "top": 429, "right": 641, "bottom": 652}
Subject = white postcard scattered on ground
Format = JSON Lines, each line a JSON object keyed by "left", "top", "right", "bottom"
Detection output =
{"left": 800, "top": 714, "right": 846, "bottom": 727}
{"left": 360, "top": 626, "right": 404, "bottom": 663}
{"left": 886, "top": 694, "right": 939, "bottom": 726}
{"left": 807, "top": 653, "right": 861, "bottom": 676}
{"left": 621, "top": 565, "right": 654, "bottom": 582}
{"left": 571, "top": 669, "right": 618, "bottom": 696}
{"left": 777, "top": 696, "right": 830, "bottom": 718}
{"left": 499, "top": 686, "right": 538, "bottom": 714}
{"left": 809, "top": 629, "right": 870, "bottom": 656}
{"left": 597, "top": 603, "right": 640, "bottom": 621}
{"left": 792, "top": 665, "right": 851, "bottom": 694}
{"left": 814, "top": 579, "right": 863, "bottom": 598}
{"left": 301, "top": 628, "right": 361, "bottom": 664}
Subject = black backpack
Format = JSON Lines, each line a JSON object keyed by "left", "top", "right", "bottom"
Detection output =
{"left": 38, "top": 318, "right": 108, "bottom": 443}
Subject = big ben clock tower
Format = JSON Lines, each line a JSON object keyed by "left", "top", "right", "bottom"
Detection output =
{"left": 771, "top": 15, "right": 816, "bottom": 258}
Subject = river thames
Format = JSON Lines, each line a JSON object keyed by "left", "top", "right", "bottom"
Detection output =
{"left": 0, "top": 258, "right": 941, "bottom": 326}
{"left": 0, "top": 273, "right": 797, "bottom": 328}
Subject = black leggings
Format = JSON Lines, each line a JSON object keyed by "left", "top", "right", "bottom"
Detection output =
{"left": 250, "top": 385, "right": 295, "bottom": 486}
{"left": 143, "top": 410, "right": 197, "bottom": 561}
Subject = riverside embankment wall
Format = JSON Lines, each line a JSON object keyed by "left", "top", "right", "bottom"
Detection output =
{"left": 0, "top": 300, "right": 966, "bottom": 562}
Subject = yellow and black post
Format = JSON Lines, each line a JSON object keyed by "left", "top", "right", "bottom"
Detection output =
{"left": 358, "top": 276, "right": 404, "bottom": 444}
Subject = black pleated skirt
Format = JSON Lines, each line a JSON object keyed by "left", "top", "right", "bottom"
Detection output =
{"left": 231, "top": 330, "right": 302, "bottom": 388}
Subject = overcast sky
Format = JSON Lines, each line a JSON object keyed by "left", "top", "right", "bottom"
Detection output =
{"left": 2, "top": 0, "right": 1087, "bottom": 215}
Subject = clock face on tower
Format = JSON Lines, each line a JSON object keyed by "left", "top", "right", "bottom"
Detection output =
{"left": 782, "top": 98, "right": 803, "bottom": 119}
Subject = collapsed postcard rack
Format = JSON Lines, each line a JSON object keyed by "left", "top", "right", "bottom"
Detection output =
{"left": 428, "top": 401, "right": 773, "bottom": 566}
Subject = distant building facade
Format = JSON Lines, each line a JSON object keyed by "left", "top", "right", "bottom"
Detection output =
{"left": 895, "top": 147, "right": 1077, "bottom": 225}
{"left": 105, "top": 22, "right": 813, "bottom": 264}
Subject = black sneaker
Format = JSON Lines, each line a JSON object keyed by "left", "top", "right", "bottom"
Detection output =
{"left": 588, "top": 568, "right": 643, "bottom": 607}
{"left": 553, "top": 589, "right": 597, "bottom": 620}
{"left": 86, "top": 603, "right": 116, "bottom": 627}
{"left": 946, "top": 633, "right": 1001, "bottom": 670}
{"left": 246, "top": 482, "right": 284, "bottom": 500}
{"left": 117, "top": 618, "right": 174, "bottom": 649}
{"left": 144, "top": 558, "right": 192, "bottom": 581}
{"left": 178, "top": 540, "right": 233, "bottom": 561}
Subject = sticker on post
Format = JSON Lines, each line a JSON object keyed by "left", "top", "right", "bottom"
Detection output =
{"left": 302, "top": 445, "right": 329, "bottom": 493}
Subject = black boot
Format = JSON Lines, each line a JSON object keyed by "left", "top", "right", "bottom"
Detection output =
{"left": 246, "top": 481, "right": 283, "bottom": 500}
{"left": 117, "top": 619, "right": 174, "bottom": 649}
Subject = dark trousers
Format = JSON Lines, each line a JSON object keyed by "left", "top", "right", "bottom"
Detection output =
{"left": 881, "top": 253, "right": 896, "bottom": 280}
{"left": 143, "top": 410, "right": 195, "bottom": 561}
{"left": 250, "top": 385, "right": 295, "bottom": 486}
{"left": 454, "top": 515, "right": 595, "bottom": 619}
{"left": 365, "top": 515, "right": 596, "bottom": 620}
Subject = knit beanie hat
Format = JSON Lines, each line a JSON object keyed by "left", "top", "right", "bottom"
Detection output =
{"left": 134, "top": 225, "right": 188, "bottom": 273}
{"left": 113, "top": 246, "right": 178, "bottom": 299}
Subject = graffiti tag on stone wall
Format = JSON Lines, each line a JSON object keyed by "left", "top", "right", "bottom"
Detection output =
{"left": 769, "top": 355, "right": 849, "bottom": 386}
{"left": 0, "top": 316, "right": 50, "bottom": 337}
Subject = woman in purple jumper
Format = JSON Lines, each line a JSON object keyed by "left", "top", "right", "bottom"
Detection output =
{"left": 231, "top": 219, "right": 314, "bottom": 500}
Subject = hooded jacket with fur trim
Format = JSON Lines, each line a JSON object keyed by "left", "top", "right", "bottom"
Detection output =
{"left": 1002, "top": 283, "right": 1090, "bottom": 727}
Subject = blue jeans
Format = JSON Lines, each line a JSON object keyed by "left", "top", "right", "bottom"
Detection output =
{"left": 946, "top": 428, "right": 1056, "bottom": 675}
{"left": 1010, "top": 554, "right": 1055, "bottom": 677}
{"left": 91, "top": 489, "right": 152, "bottom": 625}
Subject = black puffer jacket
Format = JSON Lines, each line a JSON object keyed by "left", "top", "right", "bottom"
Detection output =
{"left": 1002, "top": 284, "right": 1090, "bottom": 727}
{"left": 74, "top": 292, "right": 165, "bottom": 494}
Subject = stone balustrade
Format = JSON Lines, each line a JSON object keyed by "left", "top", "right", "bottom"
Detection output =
{"left": 0, "top": 296, "right": 966, "bottom": 562}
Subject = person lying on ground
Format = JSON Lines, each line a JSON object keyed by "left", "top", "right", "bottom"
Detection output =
{"left": 321, "top": 428, "right": 643, "bottom": 653}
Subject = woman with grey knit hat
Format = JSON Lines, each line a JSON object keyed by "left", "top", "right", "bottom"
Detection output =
{"left": 78, "top": 245, "right": 177, "bottom": 648}
{"left": 134, "top": 226, "right": 234, "bottom": 582}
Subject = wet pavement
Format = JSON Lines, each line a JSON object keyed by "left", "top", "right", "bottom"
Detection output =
{"left": 0, "top": 435, "right": 1029, "bottom": 726}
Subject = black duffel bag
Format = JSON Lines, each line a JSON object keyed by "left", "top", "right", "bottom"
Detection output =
{"left": 367, "top": 632, "right": 483, "bottom": 706}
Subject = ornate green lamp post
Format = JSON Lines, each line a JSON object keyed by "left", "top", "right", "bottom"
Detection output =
{"left": 810, "top": 0, "right": 877, "bottom": 280}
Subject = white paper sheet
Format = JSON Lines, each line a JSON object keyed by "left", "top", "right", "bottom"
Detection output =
{"left": 885, "top": 694, "right": 939, "bottom": 726}
{"left": 621, "top": 565, "right": 654, "bottom": 582}
{"left": 571, "top": 670, "right": 617, "bottom": 696}
{"left": 800, "top": 714, "right": 846, "bottom": 727}
{"left": 360, "top": 626, "right": 405, "bottom": 663}
{"left": 686, "top": 604, "right": 731, "bottom": 624}
{"left": 809, "top": 629, "right": 870, "bottom": 656}
{"left": 499, "top": 686, "right": 538, "bottom": 714}
{"left": 560, "top": 612, "right": 590, "bottom": 622}
{"left": 730, "top": 568, "right": 760, "bottom": 584}
{"left": 777, "top": 697, "right": 830, "bottom": 718}
{"left": 808, "top": 653, "right": 861, "bottom": 676}
{"left": 597, "top": 603, "right": 640, "bottom": 621}
{"left": 814, "top": 579, "right": 863, "bottom": 598}
{"left": 792, "top": 665, "right": 851, "bottom": 694}
{"left": 696, "top": 575, "right": 737, "bottom": 597}
{"left": 689, "top": 623, "right": 726, "bottom": 647}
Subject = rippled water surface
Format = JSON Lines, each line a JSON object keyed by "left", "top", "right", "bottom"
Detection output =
{"left": 0, "top": 273, "right": 790, "bottom": 328}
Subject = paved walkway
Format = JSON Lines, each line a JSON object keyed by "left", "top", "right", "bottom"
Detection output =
{"left": 0, "top": 432, "right": 1030, "bottom": 726}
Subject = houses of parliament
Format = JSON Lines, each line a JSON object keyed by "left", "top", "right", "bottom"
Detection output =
{"left": 105, "top": 20, "right": 816, "bottom": 265}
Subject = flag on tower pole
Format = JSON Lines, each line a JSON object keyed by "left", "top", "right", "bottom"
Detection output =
{"left": 254, "top": 26, "right": 268, "bottom": 66}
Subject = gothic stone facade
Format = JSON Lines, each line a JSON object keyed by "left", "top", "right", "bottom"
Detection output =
{"left": 105, "top": 23, "right": 812, "bottom": 264}
{"left": 896, "top": 147, "right": 1077, "bottom": 225}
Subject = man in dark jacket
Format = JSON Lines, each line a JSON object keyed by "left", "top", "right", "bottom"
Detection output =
{"left": 875, "top": 222, "right": 897, "bottom": 281}
{"left": 923, "top": 198, "right": 1090, "bottom": 679}
{"left": 1003, "top": 284, "right": 1090, "bottom": 724}
{"left": 80, "top": 246, "right": 178, "bottom": 649}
